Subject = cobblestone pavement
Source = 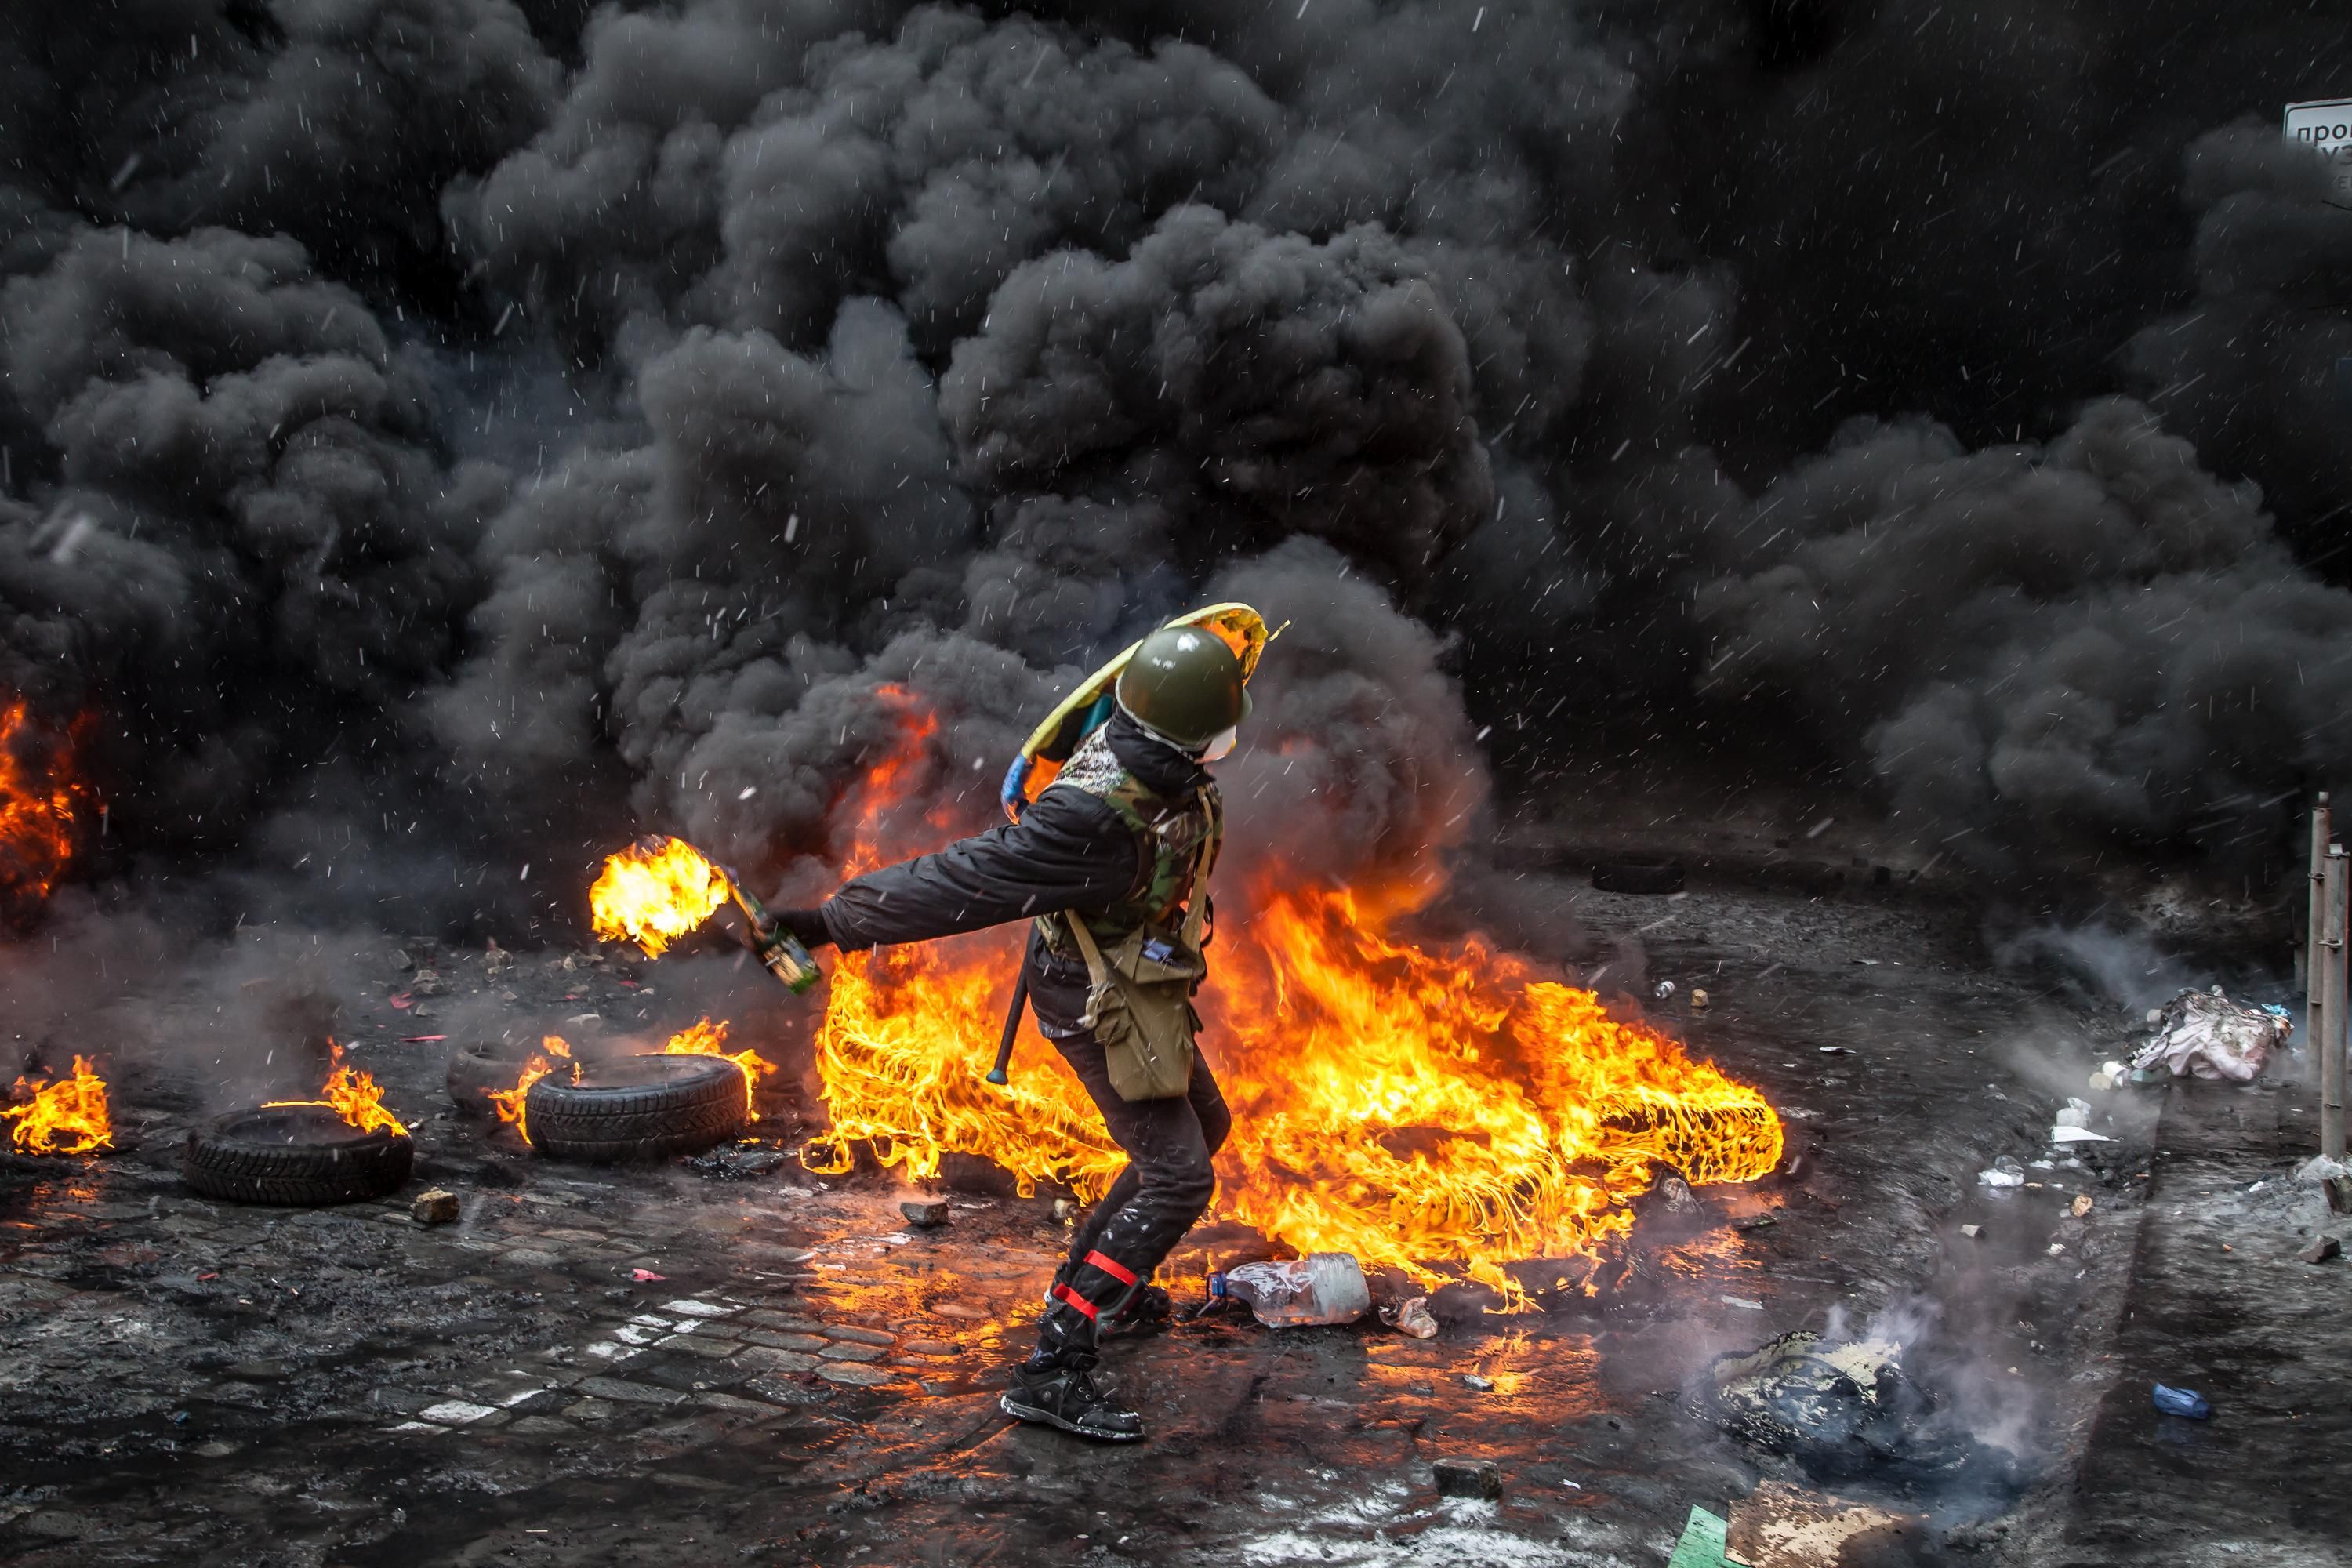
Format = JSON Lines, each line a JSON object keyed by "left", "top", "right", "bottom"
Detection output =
{"left": 0, "top": 877, "right": 2213, "bottom": 1566}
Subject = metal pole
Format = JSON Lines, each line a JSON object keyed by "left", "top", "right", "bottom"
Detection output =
{"left": 2325, "top": 845, "right": 2347, "bottom": 1162}
{"left": 2309, "top": 794, "right": 2331, "bottom": 1043}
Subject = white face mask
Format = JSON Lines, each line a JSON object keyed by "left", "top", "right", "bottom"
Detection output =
{"left": 1200, "top": 726, "right": 1239, "bottom": 764}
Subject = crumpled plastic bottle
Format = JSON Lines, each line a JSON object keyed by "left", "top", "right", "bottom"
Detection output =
{"left": 2151, "top": 1383, "right": 2212, "bottom": 1420}
{"left": 1210, "top": 1253, "right": 1370, "bottom": 1327}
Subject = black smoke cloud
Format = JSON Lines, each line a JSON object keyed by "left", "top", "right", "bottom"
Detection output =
{"left": 0, "top": 0, "right": 2348, "bottom": 930}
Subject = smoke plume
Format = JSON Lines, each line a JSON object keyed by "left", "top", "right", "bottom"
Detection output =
{"left": 0, "top": 0, "right": 2346, "bottom": 932}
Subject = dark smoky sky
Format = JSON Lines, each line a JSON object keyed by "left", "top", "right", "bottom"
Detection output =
{"left": 1, "top": 0, "right": 2349, "bottom": 934}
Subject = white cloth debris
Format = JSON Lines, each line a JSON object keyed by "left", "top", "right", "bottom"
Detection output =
{"left": 2049, "top": 1127, "right": 2111, "bottom": 1144}
{"left": 2130, "top": 986, "right": 2290, "bottom": 1082}
{"left": 2055, "top": 1098, "right": 2093, "bottom": 1128}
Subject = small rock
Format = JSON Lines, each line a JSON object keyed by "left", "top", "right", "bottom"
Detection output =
{"left": 1432, "top": 1457, "right": 1502, "bottom": 1499}
{"left": 391, "top": 948, "right": 415, "bottom": 972}
{"left": 409, "top": 967, "right": 445, "bottom": 998}
{"left": 412, "top": 1189, "right": 460, "bottom": 1225}
{"left": 1690, "top": 988, "right": 1711, "bottom": 1011}
{"left": 1960, "top": 1224, "right": 1983, "bottom": 1240}
{"left": 899, "top": 1198, "right": 949, "bottom": 1229}
{"left": 2299, "top": 1236, "right": 2341, "bottom": 1265}
{"left": 2071, "top": 1194, "right": 2094, "bottom": 1218}
{"left": 1460, "top": 1373, "right": 1494, "bottom": 1392}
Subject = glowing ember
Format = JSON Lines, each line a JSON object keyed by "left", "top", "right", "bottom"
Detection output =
{"left": 488, "top": 1036, "right": 576, "bottom": 1145}
{"left": 0, "top": 695, "right": 85, "bottom": 920}
{"left": 264, "top": 1044, "right": 409, "bottom": 1137}
{"left": 590, "top": 837, "right": 730, "bottom": 956}
{"left": 661, "top": 1017, "right": 771, "bottom": 1116}
{"left": 804, "top": 695, "right": 1784, "bottom": 1305}
{"left": 2, "top": 1055, "right": 114, "bottom": 1156}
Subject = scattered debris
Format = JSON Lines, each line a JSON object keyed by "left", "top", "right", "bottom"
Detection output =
{"left": 409, "top": 967, "right": 445, "bottom": 998}
{"left": 2054, "top": 1097, "right": 2093, "bottom": 1129}
{"left": 1460, "top": 1373, "right": 1495, "bottom": 1392}
{"left": 1691, "top": 987, "right": 1711, "bottom": 1010}
{"left": 684, "top": 1143, "right": 789, "bottom": 1181}
{"left": 2152, "top": 1383, "right": 2212, "bottom": 1420}
{"left": 1979, "top": 1159, "right": 2025, "bottom": 1189}
{"left": 2131, "top": 986, "right": 2290, "bottom": 1083}
{"left": 1701, "top": 1330, "right": 1997, "bottom": 1483}
{"left": 1817, "top": 1045, "right": 1855, "bottom": 1055}
{"left": 412, "top": 1189, "right": 459, "bottom": 1225}
{"left": 2296, "top": 1155, "right": 2352, "bottom": 1214}
{"left": 1650, "top": 1174, "right": 1701, "bottom": 1216}
{"left": 898, "top": 1197, "right": 949, "bottom": 1229}
{"left": 1432, "top": 1457, "right": 1501, "bottom": 1499}
{"left": 1961, "top": 1224, "right": 1983, "bottom": 1240}
{"left": 1721, "top": 1295, "right": 1765, "bottom": 1311}
{"left": 2050, "top": 1127, "right": 2111, "bottom": 1145}
{"left": 1727, "top": 1480, "right": 1927, "bottom": 1568}
{"left": 1379, "top": 1295, "right": 1439, "bottom": 1338}
{"left": 1213, "top": 1253, "right": 1370, "bottom": 1327}
{"left": 630, "top": 1269, "right": 666, "bottom": 1283}
{"left": 2299, "top": 1236, "right": 2340, "bottom": 1265}
{"left": 2071, "top": 1194, "right": 2095, "bottom": 1218}
{"left": 1667, "top": 1504, "right": 1732, "bottom": 1568}
{"left": 2089, "top": 1060, "right": 2128, "bottom": 1091}
{"left": 1052, "top": 1198, "right": 1078, "bottom": 1223}
{"left": 1655, "top": 979, "right": 1676, "bottom": 1000}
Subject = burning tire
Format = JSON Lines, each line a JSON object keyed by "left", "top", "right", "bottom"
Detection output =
{"left": 180, "top": 1105, "right": 415, "bottom": 1207}
{"left": 521, "top": 1054, "right": 746, "bottom": 1162}
{"left": 1592, "top": 855, "right": 1686, "bottom": 895}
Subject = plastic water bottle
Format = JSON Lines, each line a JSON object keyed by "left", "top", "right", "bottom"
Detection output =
{"left": 1209, "top": 1253, "right": 1370, "bottom": 1327}
{"left": 2151, "top": 1383, "right": 2212, "bottom": 1420}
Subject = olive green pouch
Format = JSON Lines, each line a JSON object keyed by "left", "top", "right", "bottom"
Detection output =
{"left": 1065, "top": 906, "right": 1207, "bottom": 1102}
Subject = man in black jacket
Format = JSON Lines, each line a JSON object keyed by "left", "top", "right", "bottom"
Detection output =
{"left": 761, "top": 622, "right": 1253, "bottom": 1441}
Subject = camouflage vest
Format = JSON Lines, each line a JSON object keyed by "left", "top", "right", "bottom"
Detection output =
{"left": 1036, "top": 725, "right": 1222, "bottom": 957}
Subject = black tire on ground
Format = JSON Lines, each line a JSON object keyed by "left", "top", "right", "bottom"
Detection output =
{"left": 1592, "top": 857, "right": 1686, "bottom": 895}
{"left": 446, "top": 1041, "right": 532, "bottom": 1116}
{"left": 180, "top": 1105, "right": 415, "bottom": 1206}
{"left": 523, "top": 1054, "right": 747, "bottom": 1162}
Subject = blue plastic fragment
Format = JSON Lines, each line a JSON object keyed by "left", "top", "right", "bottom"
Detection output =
{"left": 2152, "top": 1382, "right": 2212, "bottom": 1419}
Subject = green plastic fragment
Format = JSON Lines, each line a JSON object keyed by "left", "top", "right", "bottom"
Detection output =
{"left": 1666, "top": 1504, "right": 1730, "bottom": 1568}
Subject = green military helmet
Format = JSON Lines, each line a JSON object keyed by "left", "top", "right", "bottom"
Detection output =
{"left": 1114, "top": 623, "right": 1251, "bottom": 748}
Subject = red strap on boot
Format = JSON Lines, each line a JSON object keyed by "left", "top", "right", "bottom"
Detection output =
{"left": 1083, "top": 1250, "right": 1139, "bottom": 1287}
{"left": 1050, "top": 1282, "right": 1100, "bottom": 1320}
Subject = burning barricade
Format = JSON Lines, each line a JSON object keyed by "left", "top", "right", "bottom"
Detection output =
{"left": 583, "top": 687, "right": 1785, "bottom": 1308}
{"left": 182, "top": 1044, "right": 414, "bottom": 1206}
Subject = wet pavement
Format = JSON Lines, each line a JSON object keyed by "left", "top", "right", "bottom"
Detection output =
{"left": 0, "top": 866, "right": 2325, "bottom": 1566}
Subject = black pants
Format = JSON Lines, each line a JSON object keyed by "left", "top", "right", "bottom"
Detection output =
{"left": 1049, "top": 1026, "right": 1232, "bottom": 1284}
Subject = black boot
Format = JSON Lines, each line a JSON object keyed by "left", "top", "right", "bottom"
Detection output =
{"left": 1000, "top": 1352, "right": 1145, "bottom": 1442}
{"left": 1001, "top": 1296, "right": 1145, "bottom": 1441}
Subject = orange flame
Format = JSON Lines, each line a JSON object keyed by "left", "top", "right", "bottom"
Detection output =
{"left": 661, "top": 1017, "right": 771, "bottom": 1117}
{"left": 590, "top": 837, "right": 729, "bottom": 956}
{"left": 488, "top": 1035, "right": 575, "bottom": 1145}
{"left": 264, "top": 1044, "right": 408, "bottom": 1138}
{"left": 800, "top": 693, "right": 1784, "bottom": 1305}
{"left": 2, "top": 1055, "right": 114, "bottom": 1156}
{"left": 1, "top": 696, "right": 85, "bottom": 919}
